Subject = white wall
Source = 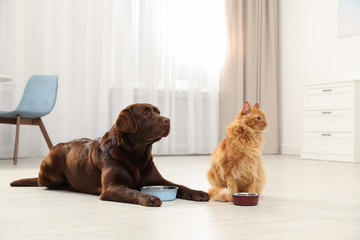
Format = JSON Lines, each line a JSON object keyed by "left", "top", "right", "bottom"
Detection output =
{"left": 279, "top": 0, "right": 360, "bottom": 155}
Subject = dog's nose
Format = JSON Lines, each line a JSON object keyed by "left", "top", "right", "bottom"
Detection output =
{"left": 162, "top": 118, "right": 170, "bottom": 125}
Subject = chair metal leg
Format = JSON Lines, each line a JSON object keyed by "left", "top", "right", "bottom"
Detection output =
{"left": 13, "top": 115, "right": 21, "bottom": 165}
{"left": 38, "top": 118, "right": 53, "bottom": 149}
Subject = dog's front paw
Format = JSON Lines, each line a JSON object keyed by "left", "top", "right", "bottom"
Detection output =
{"left": 178, "top": 189, "right": 210, "bottom": 202}
{"left": 139, "top": 195, "right": 162, "bottom": 207}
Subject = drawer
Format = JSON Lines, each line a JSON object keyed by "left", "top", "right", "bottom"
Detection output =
{"left": 301, "top": 152, "right": 356, "bottom": 163}
{"left": 303, "top": 85, "right": 354, "bottom": 110}
{"left": 302, "top": 132, "right": 353, "bottom": 156}
{"left": 303, "top": 110, "right": 354, "bottom": 132}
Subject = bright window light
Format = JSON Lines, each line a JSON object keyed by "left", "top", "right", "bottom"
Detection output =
{"left": 169, "top": 0, "right": 227, "bottom": 68}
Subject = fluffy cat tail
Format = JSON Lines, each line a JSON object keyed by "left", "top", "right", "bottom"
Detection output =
{"left": 10, "top": 177, "right": 39, "bottom": 187}
{"left": 208, "top": 187, "right": 231, "bottom": 202}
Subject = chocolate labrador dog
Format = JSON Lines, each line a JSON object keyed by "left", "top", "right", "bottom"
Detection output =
{"left": 11, "top": 103, "right": 209, "bottom": 207}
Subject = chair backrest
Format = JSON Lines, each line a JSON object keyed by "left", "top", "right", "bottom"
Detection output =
{"left": 15, "top": 75, "right": 58, "bottom": 118}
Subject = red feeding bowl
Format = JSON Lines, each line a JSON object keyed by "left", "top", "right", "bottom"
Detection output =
{"left": 232, "top": 193, "right": 259, "bottom": 206}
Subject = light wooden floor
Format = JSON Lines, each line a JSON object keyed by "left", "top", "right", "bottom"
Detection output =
{"left": 0, "top": 155, "right": 359, "bottom": 240}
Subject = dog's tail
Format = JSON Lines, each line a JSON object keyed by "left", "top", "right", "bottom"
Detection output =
{"left": 208, "top": 187, "right": 231, "bottom": 202}
{"left": 10, "top": 177, "right": 39, "bottom": 187}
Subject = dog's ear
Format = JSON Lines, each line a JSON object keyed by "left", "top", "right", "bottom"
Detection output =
{"left": 115, "top": 107, "right": 137, "bottom": 133}
{"left": 253, "top": 103, "right": 259, "bottom": 109}
{"left": 241, "top": 101, "right": 251, "bottom": 115}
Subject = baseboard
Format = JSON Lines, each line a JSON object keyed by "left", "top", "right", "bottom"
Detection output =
{"left": 279, "top": 145, "right": 300, "bottom": 155}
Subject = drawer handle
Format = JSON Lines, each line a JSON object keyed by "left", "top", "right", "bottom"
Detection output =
{"left": 321, "top": 89, "right": 332, "bottom": 93}
{"left": 322, "top": 111, "right": 332, "bottom": 114}
{"left": 321, "top": 133, "right": 332, "bottom": 137}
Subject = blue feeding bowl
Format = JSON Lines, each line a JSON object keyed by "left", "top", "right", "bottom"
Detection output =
{"left": 141, "top": 186, "right": 178, "bottom": 201}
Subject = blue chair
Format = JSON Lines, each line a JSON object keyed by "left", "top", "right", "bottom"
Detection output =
{"left": 0, "top": 75, "right": 58, "bottom": 164}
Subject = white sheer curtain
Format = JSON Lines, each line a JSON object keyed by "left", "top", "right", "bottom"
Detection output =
{"left": 0, "top": 0, "right": 226, "bottom": 158}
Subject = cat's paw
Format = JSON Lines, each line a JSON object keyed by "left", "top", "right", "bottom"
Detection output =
{"left": 208, "top": 187, "right": 231, "bottom": 202}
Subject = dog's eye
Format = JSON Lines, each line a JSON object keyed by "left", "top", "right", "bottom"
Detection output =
{"left": 257, "top": 117, "right": 261, "bottom": 121}
{"left": 143, "top": 111, "right": 150, "bottom": 118}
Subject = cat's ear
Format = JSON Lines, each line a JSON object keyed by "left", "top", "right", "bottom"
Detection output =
{"left": 242, "top": 101, "right": 251, "bottom": 115}
{"left": 253, "top": 103, "right": 259, "bottom": 109}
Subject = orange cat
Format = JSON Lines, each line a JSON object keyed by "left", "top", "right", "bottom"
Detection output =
{"left": 207, "top": 101, "right": 267, "bottom": 202}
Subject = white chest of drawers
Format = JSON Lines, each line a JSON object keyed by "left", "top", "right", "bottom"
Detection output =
{"left": 301, "top": 80, "right": 360, "bottom": 163}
